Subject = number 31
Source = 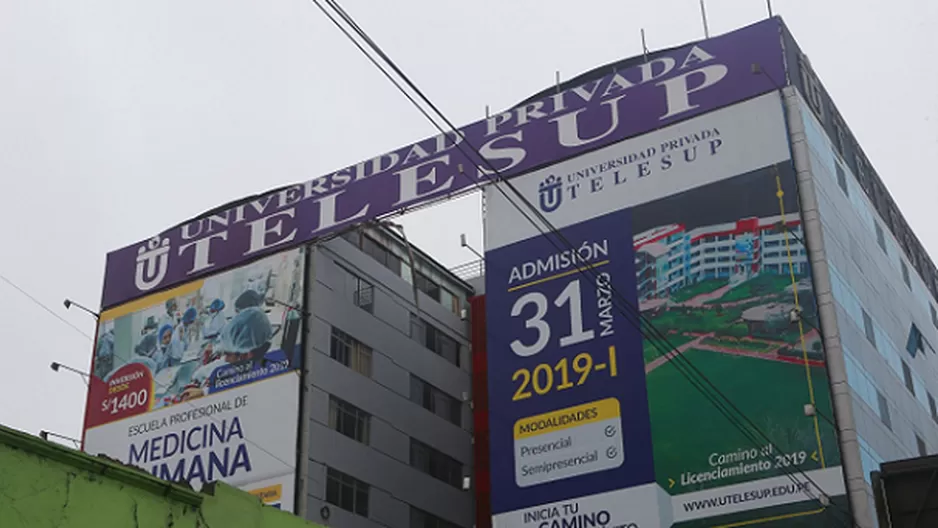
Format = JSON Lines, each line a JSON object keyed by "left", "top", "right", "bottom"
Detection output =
{"left": 510, "top": 279, "right": 594, "bottom": 357}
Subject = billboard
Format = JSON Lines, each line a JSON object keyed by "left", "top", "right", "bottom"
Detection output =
{"left": 83, "top": 248, "right": 306, "bottom": 512}
{"left": 484, "top": 92, "right": 847, "bottom": 527}
{"left": 100, "top": 18, "right": 786, "bottom": 309}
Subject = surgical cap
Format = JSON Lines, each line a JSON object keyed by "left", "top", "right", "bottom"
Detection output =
{"left": 235, "top": 289, "right": 264, "bottom": 311}
{"left": 209, "top": 299, "right": 225, "bottom": 312}
{"left": 218, "top": 307, "right": 272, "bottom": 355}
{"left": 158, "top": 324, "right": 174, "bottom": 341}
{"left": 183, "top": 307, "right": 198, "bottom": 324}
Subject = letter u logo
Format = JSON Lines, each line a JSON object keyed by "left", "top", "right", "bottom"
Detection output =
{"left": 538, "top": 175, "right": 563, "bottom": 213}
{"left": 135, "top": 236, "right": 171, "bottom": 291}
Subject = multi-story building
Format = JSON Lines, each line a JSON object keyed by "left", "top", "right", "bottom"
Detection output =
{"left": 83, "top": 218, "right": 475, "bottom": 528}
{"left": 300, "top": 224, "right": 475, "bottom": 528}
{"left": 784, "top": 26, "right": 938, "bottom": 526}
{"left": 466, "top": 15, "right": 938, "bottom": 528}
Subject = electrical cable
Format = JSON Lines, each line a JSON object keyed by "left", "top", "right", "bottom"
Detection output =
{"left": 0, "top": 273, "right": 94, "bottom": 340}
{"left": 306, "top": 2, "right": 858, "bottom": 524}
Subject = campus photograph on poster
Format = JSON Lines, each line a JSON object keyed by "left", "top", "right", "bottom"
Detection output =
{"left": 84, "top": 248, "right": 305, "bottom": 430}
{"left": 484, "top": 91, "right": 848, "bottom": 528}
{"left": 632, "top": 163, "right": 845, "bottom": 526}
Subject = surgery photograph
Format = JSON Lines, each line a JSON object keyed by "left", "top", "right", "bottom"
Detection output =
{"left": 91, "top": 248, "right": 305, "bottom": 411}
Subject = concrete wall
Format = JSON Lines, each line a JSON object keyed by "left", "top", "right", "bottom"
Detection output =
{"left": 0, "top": 425, "right": 318, "bottom": 528}
{"left": 301, "top": 235, "right": 474, "bottom": 528}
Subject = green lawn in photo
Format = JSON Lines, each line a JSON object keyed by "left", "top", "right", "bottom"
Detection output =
{"left": 645, "top": 349, "right": 840, "bottom": 495}
{"left": 641, "top": 333, "right": 700, "bottom": 364}
{"left": 700, "top": 336, "right": 777, "bottom": 353}
{"left": 644, "top": 305, "right": 745, "bottom": 333}
{"left": 705, "top": 274, "right": 799, "bottom": 304}
{"left": 669, "top": 279, "right": 728, "bottom": 303}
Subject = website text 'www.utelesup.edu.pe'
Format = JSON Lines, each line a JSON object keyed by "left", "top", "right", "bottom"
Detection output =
{"left": 679, "top": 482, "right": 811, "bottom": 513}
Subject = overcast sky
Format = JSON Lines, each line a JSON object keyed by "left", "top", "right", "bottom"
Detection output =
{"left": 0, "top": 1, "right": 935, "bottom": 443}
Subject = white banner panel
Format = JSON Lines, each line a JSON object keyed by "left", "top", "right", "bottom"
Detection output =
{"left": 485, "top": 92, "right": 791, "bottom": 250}
{"left": 84, "top": 372, "right": 299, "bottom": 512}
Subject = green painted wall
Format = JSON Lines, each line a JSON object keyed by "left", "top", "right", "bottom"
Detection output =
{"left": 0, "top": 425, "right": 321, "bottom": 528}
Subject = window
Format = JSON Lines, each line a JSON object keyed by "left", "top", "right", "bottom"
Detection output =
{"left": 877, "top": 391, "right": 891, "bottom": 430}
{"left": 440, "top": 287, "right": 461, "bottom": 316}
{"left": 411, "top": 506, "right": 461, "bottom": 528}
{"left": 929, "top": 393, "right": 938, "bottom": 424}
{"left": 410, "top": 438, "right": 463, "bottom": 488}
{"left": 339, "top": 264, "right": 374, "bottom": 313}
{"left": 862, "top": 309, "right": 877, "bottom": 349}
{"left": 326, "top": 468, "right": 369, "bottom": 517}
{"left": 414, "top": 271, "right": 442, "bottom": 302}
{"left": 330, "top": 327, "right": 373, "bottom": 377}
{"left": 875, "top": 222, "right": 887, "bottom": 253}
{"left": 836, "top": 163, "right": 848, "bottom": 195}
{"left": 329, "top": 396, "right": 370, "bottom": 444}
{"left": 410, "top": 375, "right": 461, "bottom": 425}
{"left": 901, "top": 260, "right": 911, "bottom": 289}
{"left": 902, "top": 361, "right": 915, "bottom": 395}
{"left": 917, "top": 435, "right": 928, "bottom": 457}
{"left": 410, "top": 315, "right": 460, "bottom": 366}
{"left": 362, "top": 235, "right": 402, "bottom": 276}
{"left": 931, "top": 304, "right": 938, "bottom": 330}
{"left": 907, "top": 324, "right": 925, "bottom": 357}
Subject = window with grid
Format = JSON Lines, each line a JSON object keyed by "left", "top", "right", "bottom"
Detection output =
{"left": 414, "top": 270, "right": 442, "bottom": 302}
{"left": 362, "top": 235, "right": 402, "bottom": 276}
{"left": 917, "top": 435, "right": 928, "bottom": 457}
{"left": 901, "top": 260, "right": 911, "bottom": 289}
{"left": 338, "top": 264, "right": 374, "bottom": 313}
{"left": 330, "top": 327, "right": 373, "bottom": 377}
{"left": 410, "top": 438, "right": 463, "bottom": 488}
{"left": 326, "top": 467, "right": 369, "bottom": 517}
{"left": 329, "top": 396, "right": 370, "bottom": 444}
{"left": 410, "top": 375, "right": 461, "bottom": 426}
{"left": 410, "top": 314, "right": 460, "bottom": 367}
{"left": 410, "top": 506, "right": 461, "bottom": 528}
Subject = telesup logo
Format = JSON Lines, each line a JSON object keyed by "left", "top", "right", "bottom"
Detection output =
{"left": 135, "top": 236, "right": 171, "bottom": 291}
{"left": 538, "top": 175, "right": 564, "bottom": 213}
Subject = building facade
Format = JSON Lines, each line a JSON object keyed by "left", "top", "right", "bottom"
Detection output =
{"left": 466, "top": 16, "right": 938, "bottom": 528}
{"left": 783, "top": 35, "right": 938, "bottom": 526}
{"left": 299, "top": 225, "right": 475, "bottom": 528}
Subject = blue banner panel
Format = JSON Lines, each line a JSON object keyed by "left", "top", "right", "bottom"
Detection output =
{"left": 485, "top": 208, "right": 654, "bottom": 514}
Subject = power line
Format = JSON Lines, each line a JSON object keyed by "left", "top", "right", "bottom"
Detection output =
{"left": 306, "top": 2, "right": 856, "bottom": 525}
{"left": 0, "top": 273, "right": 93, "bottom": 340}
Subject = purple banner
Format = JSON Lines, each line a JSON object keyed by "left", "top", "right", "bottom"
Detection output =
{"left": 102, "top": 18, "right": 784, "bottom": 308}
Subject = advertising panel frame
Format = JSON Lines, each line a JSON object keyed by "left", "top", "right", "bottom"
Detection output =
{"left": 82, "top": 247, "right": 308, "bottom": 513}
{"left": 483, "top": 91, "right": 849, "bottom": 528}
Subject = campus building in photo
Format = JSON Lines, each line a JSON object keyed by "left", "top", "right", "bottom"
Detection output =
{"left": 634, "top": 216, "right": 808, "bottom": 302}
